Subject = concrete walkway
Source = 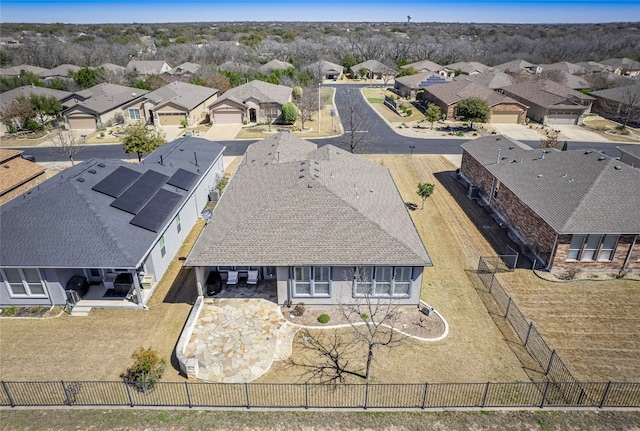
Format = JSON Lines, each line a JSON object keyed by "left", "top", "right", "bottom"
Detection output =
{"left": 183, "top": 298, "right": 298, "bottom": 383}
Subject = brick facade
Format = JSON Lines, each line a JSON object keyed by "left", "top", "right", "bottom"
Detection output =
{"left": 552, "top": 234, "right": 640, "bottom": 271}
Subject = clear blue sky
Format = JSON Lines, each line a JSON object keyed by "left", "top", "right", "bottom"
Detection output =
{"left": 1, "top": 0, "right": 638, "bottom": 24}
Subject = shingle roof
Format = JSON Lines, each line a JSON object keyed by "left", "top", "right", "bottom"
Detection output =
{"left": 0, "top": 86, "right": 73, "bottom": 110}
{"left": 401, "top": 59, "right": 441, "bottom": 72}
{"left": 143, "top": 82, "right": 217, "bottom": 110}
{"left": 172, "top": 62, "right": 201, "bottom": 75}
{"left": 461, "top": 136, "right": 640, "bottom": 234}
{"left": 0, "top": 150, "right": 45, "bottom": 196}
{"left": 575, "top": 61, "right": 612, "bottom": 73}
{"left": 500, "top": 79, "right": 593, "bottom": 108}
{"left": 1, "top": 64, "right": 49, "bottom": 76}
{"left": 591, "top": 83, "right": 640, "bottom": 106}
{"left": 210, "top": 80, "right": 292, "bottom": 108}
{"left": 454, "top": 70, "right": 515, "bottom": 89}
{"left": 0, "top": 137, "right": 225, "bottom": 268}
{"left": 39, "top": 64, "right": 81, "bottom": 78}
{"left": 218, "top": 61, "right": 254, "bottom": 74}
{"left": 100, "top": 63, "right": 126, "bottom": 73}
{"left": 443, "top": 61, "right": 490, "bottom": 74}
{"left": 258, "top": 59, "right": 293, "bottom": 74}
{"left": 126, "top": 60, "right": 171, "bottom": 74}
{"left": 395, "top": 72, "right": 440, "bottom": 88}
{"left": 65, "top": 83, "right": 148, "bottom": 115}
{"left": 186, "top": 133, "right": 431, "bottom": 267}
{"left": 600, "top": 57, "right": 640, "bottom": 71}
{"left": 424, "top": 80, "right": 523, "bottom": 107}
{"left": 350, "top": 60, "right": 396, "bottom": 75}
{"left": 304, "top": 60, "right": 343, "bottom": 75}
{"left": 541, "top": 62, "right": 587, "bottom": 75}
{"left": 493, "top": 60, "right": 536, "bottom": 72}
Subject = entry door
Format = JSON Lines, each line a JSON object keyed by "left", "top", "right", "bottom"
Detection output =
{"left": 249, "top": 109, "right": 257, "bottom": 123}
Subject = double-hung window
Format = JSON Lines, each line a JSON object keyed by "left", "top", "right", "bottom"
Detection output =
{"left": 175, "top": 214, "right": 182, "bottom": 234}
{"left": 354, "top": 266, "right": 413, "bottom": 298}
{"left": 293, "top": 267, "right": 331, "bottom": 297}
{"left": 2, "top": 268, "right": 46, "bottom": 297}
{"left": 159, "top": 236, "right": 166, "bottom": 258}
{"left": 128, "top": 108, "right": 141, "bottom": 120}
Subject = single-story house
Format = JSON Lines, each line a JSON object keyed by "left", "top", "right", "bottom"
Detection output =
{"left": 590, "top": 83, "right": 640, "bottom": 127}
{"left": 0, "top": 86, "right": 75, "bottom": 135}
{"left": 540, "top": 62, "right": 587, "bottom": 76}
{"left": 126, "top": 60, "right": 172, "bottom": 77}
{"left": 258, "top": 59, "right": 293, "bottom": 74}
{"left": 121, "top": 81, "right": 218, "bottom": 127}
{"left": 208, "top": 80, "right": 292, "bottom": 125}
{"left": 499, "top": 79, "right": 594, "bottom": 125}
{"left": 460, "top": 136, "right": 640, "bottom": 272}
{"left": 185, "top": 133, "right": 432, "bottom": 305}
{"left": 169, "top": 62, "right": 201, "bottom": 79}
{"left": 349, "top": 60, "right": 397, "bottom": 80}
{"left": 63, "top": 83, "right": 148, "bottom": 130}
{"left": 422, "top": 80, "right": 528, "bottom": 124}
{"left": 618, "top": 145, "right": 640, "bottom": 169}
{"left": 400, "top": 59, "right": 442, "bottom": 74}
{"left": 38, "top": 64, "right": 82, "bottom": 82}
{"left": 574, "top": 61, "right": 613, "bottom": 74}
{"left": 454, "top": 69, "right": 515, "bottom": 89}
{"left": 439, "top": 61, "right": 490, "bottom": 78}
{"left": 600, "top": 58, "right": 640, "bottom": 77}
{"left": 394, "top": 72, "right": 447, "bottom": 99}
{"left": 0, "top": 64, "right": 49, "bottom": 77}
{"left": 0, "top": 137, "right": 225, "bottom": 314}
{"left": 100, "top": 63, "right": 126, "bottom": 74}
{"left": 304, "top": 60, "right": 344, "bottom": 81}
{"left": 0, "top": 149, "right": 46, "bottom": 205}
{"left": 493, "top": 60, "right": 542, "bottom": 75}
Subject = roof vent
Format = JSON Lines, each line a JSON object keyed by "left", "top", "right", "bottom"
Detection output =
{"left": 97, "top": 163, "right": 105, "bottom": 167}
{"left": 584, "top": 150, "right": 592, "bottom": 154}
{"left": 76, "top": 177, "right": 85, "bottom": 182}
{"left": 509, "top": 146, "right": 514, "bottom": 150}
{"left": 3, "top": 165, "right": 9, "bottom": 169}
{"left": 598, "top": 156, "right": 606, "bottom": 161}
{"left": 88, "top": 169, "right": 97, "bottom": 174}
{"left": 614, "top": 165, "right": 622, "bottom": 170}
{"left": 308, "top": 183, "right": 313, "bottom": 188}
{"left": 537, "top": 174, "right": 543, "bottom": 178}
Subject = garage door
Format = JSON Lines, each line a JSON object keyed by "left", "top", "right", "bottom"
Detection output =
{"left": 213, "top": 111, "right": 243, "bottom": 124}
{"left": 490, "top": 112, "right": 520, "bottom": 124}
{"left": 546, "top": 112, "right": 579, "bottom": 125}
{"left": 68, "top": 116, "right": 97, "bottom": 130}
{"left": 158, "top": 112, "right": 185, "bottom": 126}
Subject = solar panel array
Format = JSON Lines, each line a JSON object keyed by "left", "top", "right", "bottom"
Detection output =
{"left": 419, "top": 76, "right": 448, "bottom": 88}
{"left": 91, "top": 166, "right": 200, "bottom": 233}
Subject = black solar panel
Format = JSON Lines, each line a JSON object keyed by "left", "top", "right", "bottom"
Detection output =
{"left": 130, "top": 189, "right": 183, "bottom": 232}
{"left": 92, "top": 166, "right": 142, "bottom": 198}
{"left": 167, "top": 168, "right": 198, "bottom": 191}
{"left": 110, "top": 170, "right": 169, "bottom": 214}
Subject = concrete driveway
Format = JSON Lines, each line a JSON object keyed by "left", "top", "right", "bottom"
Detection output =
{"left": 491, "top": 124, "right": 543, "bottom": 141}
{"left": 205, "top": 124, "right": 243, "bottom": 140}
{"left": 554, "top": 125, "right": 610, "bottom": 142}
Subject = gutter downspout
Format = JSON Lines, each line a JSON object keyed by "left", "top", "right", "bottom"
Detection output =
{"left": 546, "top": 233, "right": 559, "bottom": 271}
{"left": 623, "top": 235, "right": 638, "bottom": 271}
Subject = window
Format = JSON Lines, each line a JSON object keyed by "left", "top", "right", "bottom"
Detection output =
{"left": 567, "top": 235, "right": 585, "bottom": 260}
{"left": 159, "top": 236, "right": 166, "bottom": 258}
{"left": 598, "top": 235, "right": 618, "bottom": 261}
{"left": 582, "top": 235, "right": 602, "bottom": 261}
{"left": 175, "top": 214, "right": 181, "bottom": 234}
{"left": 493, "top": 180, "right": 500, "bottom": 200}
{"left": 1, "top": 268, "right": 46, "bottom": 297}
{"left": 128, "top": 108, "right": 141, "bottom": 120}
{"left": 354, "top": 266, "right": 413, "bottom": 298}
{"left": 292, "top": 267, "right": 331, "bottom": 297}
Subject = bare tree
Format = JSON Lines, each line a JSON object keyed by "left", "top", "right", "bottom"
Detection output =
{"left": 296, "top": 86, "right": 319, "bottom": 131}
{"left": 540, "top": 129, "right": 561, "bottom": 149}
{"left": 593, "top": 84, "right": 640, "bottom": 129}
{"left": 50, "top": 129, "right": 83, "bottom": 165}
{"left": 339, "top": 88, "right": 370, "bottom": 153}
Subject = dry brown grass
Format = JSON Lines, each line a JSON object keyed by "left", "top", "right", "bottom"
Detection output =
{"left": 496, "top": 270, "right": 640, "bottom": 382}
{"left": 362, "top": 88, "right": 424, "bottom": 124}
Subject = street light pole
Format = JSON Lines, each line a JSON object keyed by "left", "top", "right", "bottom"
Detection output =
{"left": 318, "top": 82, "right": 322, "bottom": 135}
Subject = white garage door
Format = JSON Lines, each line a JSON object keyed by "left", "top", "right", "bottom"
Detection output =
{"left": 546, "top": 112, "right": 579, "bottom": 125}
{"left": 158, "top": 112, "right": 185, "bottom": 126}
{"left": 68, "top": 116, "right": 97, "bottom": 130}
{"left": 213, "top": 111, "right": 243, "bottom": 124}
{"left": 490, "top": 112, "right": 520, "bottom": 124}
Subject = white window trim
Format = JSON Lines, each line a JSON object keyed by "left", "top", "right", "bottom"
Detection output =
{"left": 1, "top": 268, "right": 48, "bottom": 298}
{"left": 292, "top": 266, "right": 332, "bottom": 298}
{"left": 128, "top": 108, "right": 141, "bottom": 120}
{"left": 353, "top": 266, "right": 413, "bottom": 299}
{"left": 175, "top": 213, "right": 182, "bottom": 234}
{"left": 159, "top": 236, "right": 166, "bottom": 259}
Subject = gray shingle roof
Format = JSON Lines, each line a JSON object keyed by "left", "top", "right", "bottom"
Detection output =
{"left": 350, "top": 60, "right": 396, "bottom": 75}
{"left": 143, "top": 82, "right": 217, "bottom": 110}
{"left": 210, "top": 80, "right": 292, "bottom": 108}
{"left": 39, "top": 64, "right": 81, "bottom": 78}
{"left": 454, "top": 70, "right": 515, "bottom": 89}
{"left": 461, "top": 136, "right": 640, "bottom": 234}
{"left": 541, "top": 62, "right": 587, "bottom": 75}
{"left": 500, "top": 79, "right": 593, "bottom": 108}
{"left": 395, "top": 72, "right": 440, "bottom": 88}
{"left": 591, "top": 83, "right": 640, "bottom": 106}
{"left": 65, "top": 83, "right": 148, "bottom": 115}
{"left": 0, "top": 86, "right": 73, "bottom": 110}
{"left": 0, "top": 137, "right": 225, "bottom": 268}
{"left": 424, "top": 80, "right": 523, "bottom": 107}
{"left": 401, "top": 59, "right": 441, "bottom": 72}
{"left": 258, "top": 59, "right": 293, "bottom": 74}
{"left": 304, "top": 60, "right": 343, "bottom": 75}
{"left": 600, "top": 57, "right": 640, "bottom": 71}
{"left": 443, "top": 61, "right": 490, "bottom": 74}
{"left": 493, "top": 60, "right": 535, "bottom": 72}
{"left": 126, "top": 60, "right": 171, "bottom": 74}
{"left": 0, "top": 64, "right": 49, "bottom": 77}
{"left": 186, "top": 133, "right": 431, "bottom": 267}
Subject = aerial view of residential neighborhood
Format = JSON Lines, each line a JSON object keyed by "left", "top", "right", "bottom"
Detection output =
{"left": 0, "top": 0, "right": 639, "bottom": 429}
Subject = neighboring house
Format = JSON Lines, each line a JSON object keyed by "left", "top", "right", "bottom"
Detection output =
{"left": 38, "top": 64, "right": 82, "bottom": 82}
{"left": 0, "top": 86, "right": 75, "bottom": 135}
{"left": 208, "top": 80, "right": 292, "bottom": 124}
{"left": 439, "top": 61, "right": 490, "bottom": 78}
{"left": 555, "top": 72, "right": 590, "bottom": 91}
{"left": 63, "top": 83, "right": 148, "bottom": 130}
{"left": 100, "top": 63, "right": 126, "bottom": 74}
{"left": 422, "top": 80, "right": 528, "bottom": 124}
{"left": 454, "top": 69, "right": 515, "bottom": 89}
{"left": 169, "top": 62, "right": 201, "bottom": 79}
{"left": 0, "top": 64, "right": 49, "bottom": 77}
{"left": 600, "top": 58, "right": 640, "bottom": 77}
{"left": 218, "top": 61, "right": 254, "bottom": 74}
{"left": 121, "top": 81, "right": 218, "bottom": 127}
{"left": 540, "top": 62, "right": 587, "bottom": 76}
{"left": 0, "top": 149, "right": 46, "bottom": 205}
{"left": 185, "top": 133, "right": 432, "bottom": 305}
{"left": 0, "top": 37, "right": 20, "bottom": 46}
{"left": 460, "top": 135, "right": 640, "bottom": 272}
{"left": 493, "top": 60, "right": 542, "bottom": 75}
{"left": 304, "top": 60, "right": 344, "bottom": 81}
{"left": 258, "top": 59, "right": 293, "bottom": 74}
{"left": 575, "top": 61, "right": 613, "bottom": 74}
{"left": 590, "top": 83, "right": 640, "bottom": 127}
{"left": 394, "top": 72, "right": 447, "bottom": 99}
{"left": 499, "top": 79, "right": 594, "bottom": 125}
{"left": 349, "top": 60, "right": 397, "bottom": 80}
{"left": 0, "top": 137, "right": 226, "bottom": 313}
{"left": 126, "top": 60, "right": 172, "bottom": 77}
{"left": 618, "top": 145, "right": 640, "bottom": 169}
{"left": 400, "top": 59, "right": 442, "bottom": 73}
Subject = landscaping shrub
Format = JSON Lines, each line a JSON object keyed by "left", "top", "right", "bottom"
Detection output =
{"left": 361, "top": 313, "right": 369, "bottom": 320}
{"left": 317, "top": 314, "right": 331, "bottom": 324}
{"left": 455, "top": 131, "right": 465, "bottom": 137}
{"left": 121, "top": 347, "right": 166, "bottom": 393}
{"left": 3, "top": 306, "right": 17, "bottom": 317}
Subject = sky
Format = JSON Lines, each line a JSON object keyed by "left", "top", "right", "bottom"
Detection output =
{"left": 1, "top": 0, "right": 639, "bottom": 24}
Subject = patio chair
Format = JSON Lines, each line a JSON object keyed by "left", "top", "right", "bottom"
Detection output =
{"left": 246, "top": 270, "right": 258, "bottom": 287}
{"left": 226, "top": 270, "right": 239, "bottom": 286}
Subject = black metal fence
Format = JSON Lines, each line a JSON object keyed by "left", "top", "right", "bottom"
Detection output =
{"left": 1, "top": 380, "right": 639, "bottom": 409}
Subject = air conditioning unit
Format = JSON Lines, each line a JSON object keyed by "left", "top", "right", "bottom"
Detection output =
{"left": 140, "top": 274, "right": 155, "bottom": 290}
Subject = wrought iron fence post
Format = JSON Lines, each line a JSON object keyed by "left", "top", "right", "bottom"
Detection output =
{"left": 124, "top": 381, "right": 133, "bottom": 407}
{"left": 185, "top": 382, "right": 192, "bottom": 408}
{"left": 599, "top": 381, "right": 612, "bottom": 408}
{"left": 245, "top": 382, "right": 250, "bottom": 409}
{"left": 504, "top": 297, "right": 512, "bottom": 318}
{"left": 304, "top": 383, "right": 308, "bottom": 409}
{"left": 524, "top": 322, "right": 534, "bottom": 346}
{"left": 540, "top": 381, "right": 550, "bottom": 408}
{"left": 546, "top": 350, "right": 556, "bottom": 376}
{"left": 364, "top": 383, "right": 369, "bottom": 410}
{"left": 421, "top": 383, "right": 428, "bottom": 409}
{"left": 61, "top": 380, "right": 71, "bottom": 406}
{"left": 481, "top": 382, "right": 490, "bottom": 408}
{"left": 1, "top": 381, "right": 15, "bottom": 407}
